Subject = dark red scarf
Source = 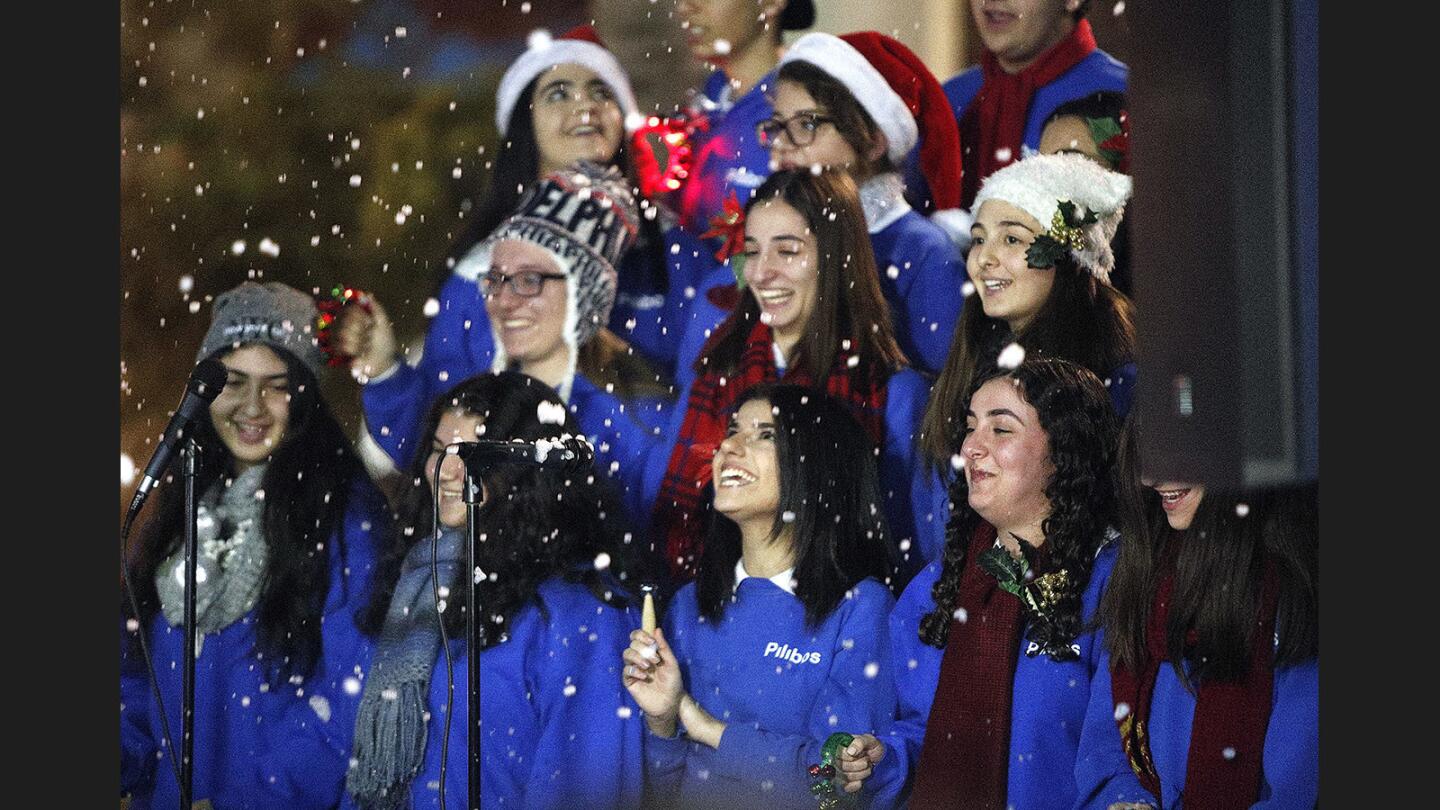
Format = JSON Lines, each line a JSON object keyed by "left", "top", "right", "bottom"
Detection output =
{"left": 909, "top": 521, "right": 1060, "bottom": 809}
{"left": 959, "top": 19, "right": 1097, "bottom": 208}
{"left": 650, "top": 314, "right": 888, "bottom": 583}
{"left": 1111, "top": 553, "right": 1281, "bottom": 809}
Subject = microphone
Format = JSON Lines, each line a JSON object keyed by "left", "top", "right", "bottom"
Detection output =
{"left": 126, "top": 358, "right": 229, "bottom": 520}
{"left": 447, "top": 434, "right": 595, "bottom": 475}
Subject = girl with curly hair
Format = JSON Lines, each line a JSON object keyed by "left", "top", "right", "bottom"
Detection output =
{"left": 1071, "top": 419, "right": 1318, "bottom": 809}
{"left": 121, "top": 282, "right": 387, "bottom": 808}
{"left": 337, "top": 370, "right": 661, "bottom": 809}
{"left": 834, "top": 356, "right": 1122, "bottom": 810}
{"left": 623, "top": 384, "right": 896, "bottom": 809}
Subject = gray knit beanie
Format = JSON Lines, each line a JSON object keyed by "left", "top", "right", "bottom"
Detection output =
{"left": 196, "top": 281, "right": 325, "bottom": 378}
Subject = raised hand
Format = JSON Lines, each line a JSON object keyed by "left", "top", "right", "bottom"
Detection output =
{"left": 622, "top": 627, "right": 683, "bottom": 737}
{"left": 334, "top": 293, "right": 398, "bottom": 382}
{"left": 836, "top": 733, "right": 886, "bottom": 794}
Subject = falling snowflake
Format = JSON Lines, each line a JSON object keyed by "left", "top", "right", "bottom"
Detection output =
{"left": 962, "top": 281, "right": 976, "bottom": 297}
{"left": 342, "top": 677, "right": 361, "bottom": 696}
{"left": 258, "top": 237, "right": 280, "bottom": 257}
{"left": 562, "top": 683, "right": 577, "bottom": 697}
{"left": 864, "top": 662, "right": 880, "bottom": 679}
{"left": 348, "top": 174, "right": 362, "bottom": 188}
{"left": 953, "top": 607, "right": 969, "bottom": 623}
{"left": 713, "top": 38, "right": 732, "bottom": 55}
{"left": 121, "top": 453, "right": 137, "bottom": 485}
{"left": 1113, "top": 1, "right": 1127, "bottom": 15}
{"left": 1222, "top": 746, "right": 1236, "bottom": 760}
{"left": 997, "top": 342, "right": 1026, "bottom": 369}
{"left": 537, "top": 400, "right": 567, "bottom": 425}
{"left": 781, "top": 511, "right": 796, "bottom": 524}
{"left": 616, "top": 706, "right": 633, "bottom": 719}
{"left": 950, "top": 454, "right": 966, "bottom": 472}
{"left": 594, "top": 552, "right": 612, "bottom": 570}
{"left": 1114, "top": 702, "right": 1131, "bottom": 721}
{"left": 394, "top": 26, "right": 407, "bottom": 38}
{"left": 527, "top": 29, "right": 554, "bottom": 50}
{"left": 1235, "top": 503, "right": 1250, "bottom": 517}
{"left": 231, "top": 239, "right": 247, "bottom": 255}
{"left": 886, "top": 265, "right": 900, "bottom": 280}
{"left": 995, "top": 147, "right": 1013, "bottom": 163}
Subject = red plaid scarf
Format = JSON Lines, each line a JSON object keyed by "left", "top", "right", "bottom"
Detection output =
{"left": 1111, "top": 551, "right": 1281, "bottom": 809}
{"left": 959, "top": 19, "right": 1097, "bottom": 209}
{"left": 651, "top": 314, "right": 889, "bottom": 582}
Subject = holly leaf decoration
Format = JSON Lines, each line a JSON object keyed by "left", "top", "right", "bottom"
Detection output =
{"left": 729, "top": 253, "right": 748, "bottom": 290}
{"left": 978, "top": 543, "right": 1029, "bottom": 599}
{"left": 1025, "top": 233, "right": 1067, "bottom": 269}
{"left": 1057, "top": 199, "right": 1098, "bottom": 228}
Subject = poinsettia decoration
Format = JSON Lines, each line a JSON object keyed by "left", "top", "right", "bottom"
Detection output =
{"left": 699, "top": 190, "right": 748, "bottom": 288}
{"left": 315, "top": 284, "right": 371, "bottom": 367}
{"left": 1025, "top": 199, "right": 1099, "bottom": 269}
{"left": 1086, "top": 112, "right": 1130, "bottom": 173}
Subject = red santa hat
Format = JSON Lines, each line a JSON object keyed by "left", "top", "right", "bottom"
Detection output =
{"left": 495, "top": 25, "right": 642, "bottom": 136}
{"left": 779, "top": 31, "right": 967, "bottom": 243}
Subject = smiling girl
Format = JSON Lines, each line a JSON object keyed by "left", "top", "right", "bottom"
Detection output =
{"left": 121, "top": 282, "right": 386, "bottom": 809}
{"left": 649, "top": 167, "right": 930, "bottom": 583}
{"left": 624, "top": 384, "right": 895, "bottom": 809}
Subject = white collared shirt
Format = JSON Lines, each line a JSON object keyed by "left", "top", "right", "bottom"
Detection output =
{"left": 733, "top": 558, "right": 797, "bottom": 596}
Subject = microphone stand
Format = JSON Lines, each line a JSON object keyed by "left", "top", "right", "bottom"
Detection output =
{"left": 179, "top": 438, "right": 200, "bottom": 810}
{"left": 463, "top": 461, "right": 484, "bottom": 810}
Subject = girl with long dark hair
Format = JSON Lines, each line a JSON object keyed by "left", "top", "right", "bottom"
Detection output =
{"left": 647, "top": 167, "right": 931, "bottom": 584}
{"left": 1072, "top": 421, "right": 1318, "bottom": 809}
{"left": 623, "top": 384, "right": 896, "bottom": 809}
{"left": 763, "top": 30, "right": 968, "bottom": 375}
{"left": 121, "top": 282, "right": 387, "bottom": 809}
{"left": 255, "top": 370, "right": 658, "bottom": 809}
{"left": 835, "top": 356, "right": 1123, "bottom": 810}
{"left": 911, "top": 150, "right": 1137, "bottom": 565}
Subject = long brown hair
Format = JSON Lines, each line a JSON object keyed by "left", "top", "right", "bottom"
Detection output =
{"left": 1098, "top": 414, "right": 1319, "bottom": 681}
{"left": 698, "top": 168, "right": 906, "bottom": 379}
{"left": 919, "top": 252, "right": 1135, "bottom": 471}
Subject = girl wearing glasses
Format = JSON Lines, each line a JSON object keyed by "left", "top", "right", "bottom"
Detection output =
{"left": 649, "top": 167, "right": 930, "bottom": 585}
{"left": 338, "top": 29, "right": 691, "bottom": 463}
{"left": 355, "top": 162, "right": 674, "bottom": 528}
{"left": 623, "top": 384, "right": 897, "bottom": 810}
{"left": 762, "top": 31, "right": 970, "bottom": 377}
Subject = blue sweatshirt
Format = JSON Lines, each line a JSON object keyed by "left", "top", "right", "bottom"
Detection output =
{"left": 646, "top": 575, "right": 897, "bottom": 809}
{"left": 329, "top": 577, "right": 646, "bottom": 810}
{"left": 868, "top": 197, "right": 966, "bottom": 378}
{"left": 119, "top": 480, "right": 387, "bottom": 809}
{"left": 676, "top": 70, "right": 777, "bottom": 237}
{"left": 868, "top": 540, "right": 1119, "bottom": 810}
{"left": 1072, "top": 646, "right": 1319, "bottom": 808}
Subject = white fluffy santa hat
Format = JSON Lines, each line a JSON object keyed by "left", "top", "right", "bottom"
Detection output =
{"left": 972, "top": 152, "right": 1133, "bottom": 284}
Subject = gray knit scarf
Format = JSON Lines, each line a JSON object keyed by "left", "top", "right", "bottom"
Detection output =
{"left": 347, "top": 527, "right": 463, "bottom": 810}
{"left": 155, "top": 464, "right": 270, "bottom": 647}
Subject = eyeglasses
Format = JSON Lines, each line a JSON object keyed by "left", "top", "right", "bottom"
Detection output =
{"left": 479, "top": 270, "right": 567, "bottom": 298}
{"left": 756, "top": 112, "right": 838, "bottom": 148}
